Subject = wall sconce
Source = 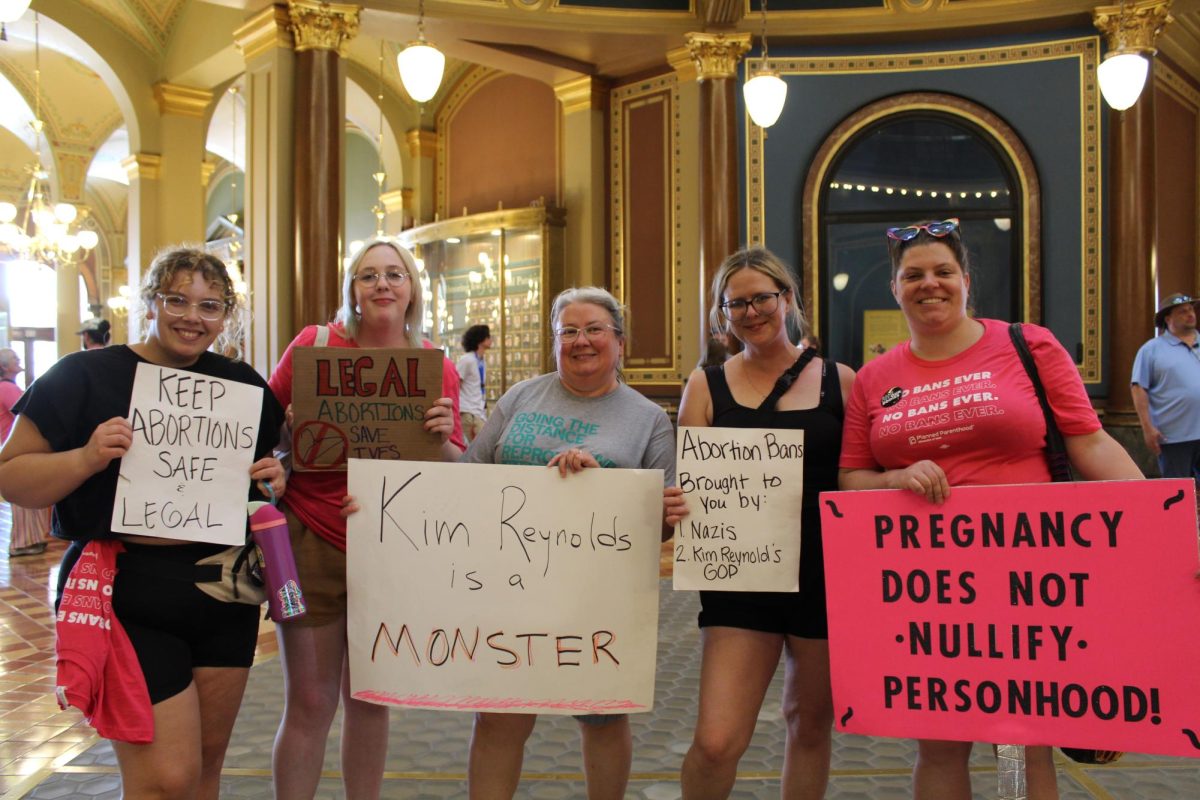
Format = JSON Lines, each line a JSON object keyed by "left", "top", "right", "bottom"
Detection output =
{"left": 397, "top": 0, "right": 445, "bottom": 104}
{"left": 1093, "top": 0, "right": 1173, "bottom": 111}
{"left": 743, "top": 0, "right": 786, "bottom": 128}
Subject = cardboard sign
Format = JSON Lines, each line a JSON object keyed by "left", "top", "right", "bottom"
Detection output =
{"left": 290, "top": 347, "right": 443, "bottom": 471}
{"left": 672, "top": 426, "right": 804, "bottom": 591}
{"left": 346, "top": 458, "right": 663, "bottom": 715}
{"left": 820, "top": 479, "right": 1200, "bottom": 758}
{"left": 112, "top": 362, "right": 262, "bottom": 545}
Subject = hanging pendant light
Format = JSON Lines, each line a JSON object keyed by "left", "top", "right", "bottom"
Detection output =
{"left": 1093, "top": 0, "right": 1172, "bottom": 111}
{"left": 397, "top": 0, "right": 445, "bottom": 104}
{"left": 0, "top": 0, "right": 31, "bottom": 41}
{"left": 743, "top": 0, "right": 786, "bottom": 128}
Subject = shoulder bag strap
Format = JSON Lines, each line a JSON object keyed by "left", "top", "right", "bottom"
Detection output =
{"left": 757, "top": 346, "right": 817, "bottom": 413}
{"left": 314, "top": 325, "right": 330, "bottom": 347}
{"left": 1008, "top": 322, "right": 1072, "bottom": 482}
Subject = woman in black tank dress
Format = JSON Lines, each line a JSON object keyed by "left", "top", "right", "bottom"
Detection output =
{"left": 668, "top": 247, "right": 855, "bottom": 799}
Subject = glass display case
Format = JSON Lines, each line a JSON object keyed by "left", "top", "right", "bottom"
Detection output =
{"left": 398, "top": 206, "right": 565, "bottom": 404}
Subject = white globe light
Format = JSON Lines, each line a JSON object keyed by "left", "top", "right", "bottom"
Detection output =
{"left": 0, "top": 0, "right": 32, "bottom": 24}
{"left": 54, "top": 202, "right": 77, "bottom": 224}
{"left": 397, "top": 41, "right": 446, "bottom": 104}
{"left": 0, "top": 201, "right": 16, "bottom": 223}
{"left": 1098, "top": 52, "right": 1149, "bottom": 111}
{"left": 59, "top": 233, "right": 80, "bottom": 254}
{"left": 743, "top": 72, "right": 788, "bottom": 128}
{"left": 78, "top": 229, "right": 99, "bottom": 250}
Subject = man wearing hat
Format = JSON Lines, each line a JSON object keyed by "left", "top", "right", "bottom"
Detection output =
{"left": 76, "top": 317, "right": 111, "bottom": 350}
{"left": 1130, "top": 292, "right": 1200, "bottom": 487}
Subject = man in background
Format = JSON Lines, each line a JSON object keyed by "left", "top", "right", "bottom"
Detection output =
{"left": 1131, "top": 293, "right": 1200, "bottom": 488}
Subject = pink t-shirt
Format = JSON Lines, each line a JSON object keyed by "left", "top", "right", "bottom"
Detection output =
{"left": 268, "top": 323, "right": 465, "bottom": 550}
{"left": 840, "top": 319, "right": 1100, "bottom": 487}
{"left": 0, "top": 379, "right": 22, "bottom": 442}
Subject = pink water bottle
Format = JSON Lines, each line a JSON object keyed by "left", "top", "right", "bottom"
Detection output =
{"left": 248, "top": 501, "right": 307, "bottom": 622}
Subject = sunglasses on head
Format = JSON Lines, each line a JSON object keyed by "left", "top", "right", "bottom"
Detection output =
{"left": 886, "top": 218, "right": 960, "bottom": 242}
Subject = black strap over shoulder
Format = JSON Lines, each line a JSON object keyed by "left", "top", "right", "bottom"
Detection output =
{"left": 757, "top": 346, "right": 817, "bottom": 412}
{"left": 1008, "top": 322, "right": 1073, "bottom": 482}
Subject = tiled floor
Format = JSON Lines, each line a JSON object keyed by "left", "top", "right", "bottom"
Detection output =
{"left": 3, "top": 509, "right": 1199, "bottom": 798}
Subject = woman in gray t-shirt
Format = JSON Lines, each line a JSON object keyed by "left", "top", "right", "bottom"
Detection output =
{"left": 464, "top": 286, "right": 676, "bottom": 800}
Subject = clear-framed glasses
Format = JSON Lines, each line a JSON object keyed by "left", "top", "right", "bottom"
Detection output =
{"left": 156, "top": 293, "right": 227, "bottom": 322}
{"left": 719, "top": 290, "right": 787, "bottom": 321}
{"left": 354, "top": 270, "right": 409, "bottom": 287}
{"left": 555, "top": 324, "right": 621, "bottom": 343}
{"left": 886, "top": 218, "right": 960, "bottom": 242}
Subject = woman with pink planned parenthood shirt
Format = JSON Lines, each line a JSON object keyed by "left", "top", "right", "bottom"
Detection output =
{"left": 838, "top": 218, "right": 1142, "bottom": 799}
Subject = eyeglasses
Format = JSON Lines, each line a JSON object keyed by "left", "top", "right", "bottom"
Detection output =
{"left": 719, "top": 290, "right": 787, "bottom": 321}
{"left": 354, "top": 270, "right": 409, "bottom": 287}
{"left": 555, "top": 324, "right": 620, "bottom": 343}
{"left": 886, "top": 218, "right": 960, "bottom": 242}
{"left": 156, "top": 293, "right": 227, "bottom": 322}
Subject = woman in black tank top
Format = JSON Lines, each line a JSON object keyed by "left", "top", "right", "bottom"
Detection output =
{"left": 666, "top": 247, "right": 855, "bottom": 799}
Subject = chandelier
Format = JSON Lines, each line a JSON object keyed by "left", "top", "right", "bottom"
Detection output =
{"left": 743, "top": 0, "right": 787, "bottom": 128}
{"left": 0, "top": 12, "right": 98, "bottom": 266}
{"left": 1093, "top": 0, "right": 1173, "bottom": 111}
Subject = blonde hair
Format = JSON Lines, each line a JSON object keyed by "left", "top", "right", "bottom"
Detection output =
{"left": 707, "top": 246, "right": 808, "bottom": 343}
{"left": 337, "top": 237, "right": 424, "bottom": 342}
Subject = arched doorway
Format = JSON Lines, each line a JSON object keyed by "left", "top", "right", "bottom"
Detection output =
{"left": 802, "top": 93, "right": 1041, "bottom": 369}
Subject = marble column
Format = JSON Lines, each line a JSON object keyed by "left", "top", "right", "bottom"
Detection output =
{"left": 288, "top": 0, "right": 359, "bottom": 329}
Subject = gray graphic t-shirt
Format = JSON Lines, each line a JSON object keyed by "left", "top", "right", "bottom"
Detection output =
{"left": 463, "top": 372, "right": 675, "bottom": 486}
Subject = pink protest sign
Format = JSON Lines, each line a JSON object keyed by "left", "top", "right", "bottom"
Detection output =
{"left": 820, "top": 478, "right": 1200, "bottom": 758}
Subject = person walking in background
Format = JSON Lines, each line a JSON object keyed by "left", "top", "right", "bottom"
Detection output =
{"left": 838, "top": 218, "right": 1142, "bottom": 800}
{"left": 78, "top": 318, "right": 112, "bottom": 350}
{"left": 0, "top": 348, "right": 51, "bottom": 557}
{"left": 457, "top": 324, "right": 492, "bottom": 442}
{"left": 1131, "top": 292, "right": 1200, "bottom": 490}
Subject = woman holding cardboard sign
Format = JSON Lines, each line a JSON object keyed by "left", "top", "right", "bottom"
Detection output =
{"left": 267, "top": 237, "right": 465, "bottom": 800}
{"left": 0, "top": 247, "right": 286, "bottom": 800}
{"left": 838, "top": 218, "right": 1142, "bottom": 799}
{"left": 669, "top": 247, "right": 854, "bottom": 800}
{"left": 463, "top": 286, "right": 676, "bottom": 800}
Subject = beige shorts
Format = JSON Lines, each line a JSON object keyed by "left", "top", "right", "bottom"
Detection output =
{"left": 284, "top": 506, "right": 347, "bottom": 627}
{"left": 462, "top": 412, "right": 485, "bottom": 442}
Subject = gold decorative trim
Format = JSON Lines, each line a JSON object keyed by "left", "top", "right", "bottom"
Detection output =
{"left": 200, "top": 159, "right": 217, "bottom": 188}
{"left": 684, "top": 32, "right": 752, "bottom": 81}
{"left": 548, "top": 0, "right": 696, "bottom": 18}
{"left": 121, "top": 153, "right": 162, "bottom": 182}
{"left": 381, "top": 189, "right": 408, "bottom": 214}
{"left": 234, "top": 4, "right": 294, "bottom": 62}
{"left": 667, "top": 45, "right": 697, "bottom": 83}
{"left": 748, "top": 36, "right": 1103, "bottom": 382}
{"left": 611, "top": 73, "right": 683, "bottom": 385}
{"left": 153, "top": 82, "right": 213, "bottom": 118}
{"left": 435, "top": 66, "right": 504, "bottom": 219}
{"left": 554, "top": 76, "right": 609, "bottom": 115}
{"left": 287, "top": 0, "right": 360, "bottom": 55}
{"left": 1156, "top": 59, "right": 1200, "bottom": 107}
{"left": 1093, "top": 0, "right": 1173, "bottom": 54}
{"left": 406, "top": 129, "right": 438, "bottom": 159}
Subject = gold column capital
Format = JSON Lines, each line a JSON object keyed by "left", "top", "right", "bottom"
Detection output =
{"left": 234, "top": 4, "right": 294, "bottom": 62}
{"left": 406, "top": 129, "right": 437, "bottom": 159}
{"left": 201, "top": 158, "right": 218, "bottom": 188}
{"left": 554, "top": 76, "right": 609, "bottom": 115}
{"left": 153, "top": 82, "right": 214, "bottom": 118}
{"left": 1093, "top": 0, "right": 1173, "bottom": 54}
{"left": 121, "top": 153, "right": 162, "bottom": 182}
{"left": 287, "top": 0, "right": 360, "bottom": 56}
{"left": 667, "top": 46, "right": 697, "bottom": 83}
{"left": 684, "top": 32, "right": 751, "bottom": 81}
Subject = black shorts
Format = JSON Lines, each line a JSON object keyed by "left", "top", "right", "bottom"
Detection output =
{"left": 110, "top": 542, "right": 260, "bottom": 704}
{"left": 698, "top": 588, "right": 828, "bottom": 639}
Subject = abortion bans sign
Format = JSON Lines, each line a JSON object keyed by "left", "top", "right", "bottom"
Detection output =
{"left": 290, "top": 347, "right": 443, "bottom": 471}
{"left": 345, "top": 459, "right": 664, "bottom": 715}
{"left": 820, "top": 479, "right": 1200, "bottom": 758}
